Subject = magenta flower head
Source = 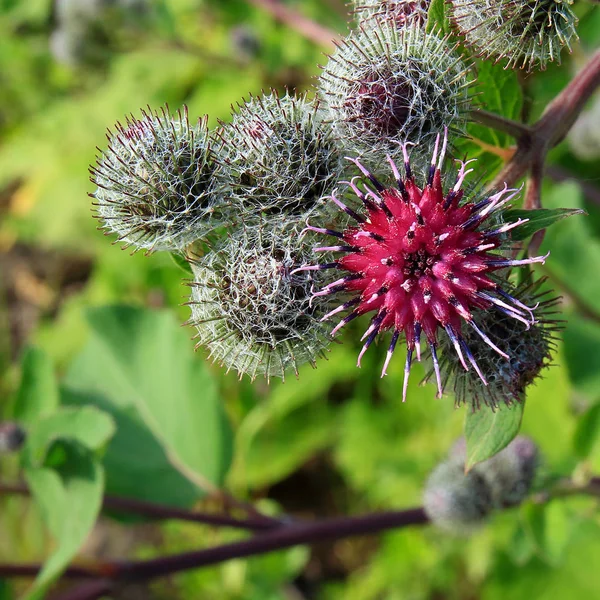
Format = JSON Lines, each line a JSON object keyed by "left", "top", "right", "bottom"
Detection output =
{"left": 299, "top": 130, "right": 549, "bottom": 402}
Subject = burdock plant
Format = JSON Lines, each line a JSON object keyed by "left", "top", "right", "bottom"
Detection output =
{"left": 88, "top": 2, "right": 588, "bottom": 407}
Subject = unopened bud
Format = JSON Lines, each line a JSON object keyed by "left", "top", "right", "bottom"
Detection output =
{"left": 0, "top": 422, "right": 26, "bottom": 453}
{"left": 424, "top": 460, "right": 493, "bottom": 534}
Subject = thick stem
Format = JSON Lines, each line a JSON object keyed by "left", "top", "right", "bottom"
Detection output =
{"left": 116, "top": 508, "right": 428, "bottom": 581}
{"left": 0, "top": 508, "right": 428, "bottom": 582}
{"left": 493, "top": 50, "right": 600, "bottom": 192}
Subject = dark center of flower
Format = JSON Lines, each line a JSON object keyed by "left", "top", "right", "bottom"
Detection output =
{"left": 402, "top": 248, "right": 437, "bottom": 278}
{"left": 347, "top": 72, "right": 414, "bottom": 137}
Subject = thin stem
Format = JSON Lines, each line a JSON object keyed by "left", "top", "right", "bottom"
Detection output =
{"left": 469, "top": 109, "right": 533, "bottom": 139}
{"left": 0, "top": 481, "right": 279, "bottom": 532}
{"left": 245, "top": 0, "right": 339, "bottom": 47}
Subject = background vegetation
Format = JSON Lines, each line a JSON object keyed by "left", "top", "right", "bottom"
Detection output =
{"left": 0, "top": 0, "right": 599, "bottom": 598}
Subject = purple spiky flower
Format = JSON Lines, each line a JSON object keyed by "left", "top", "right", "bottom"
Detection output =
{"left": 297, "top": 130, "right": 549, "bottom": 402}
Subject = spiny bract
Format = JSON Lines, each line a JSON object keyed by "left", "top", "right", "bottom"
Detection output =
{"left": 431, "top": 278, "right": 561, "bottom": 408}
{"left": 217, "top": 91, "right": 345, "bottom": 221}
{"left": 300, "top": 130, "right": 549, "bottom": 402}
{"left": 91, "top": 106, "right": 224, "bottom": 253}
{"left": 450, "top": 0, "right": 579, "bottom": 71}
{"left": 318, "top": 22, "right": 472, "bottom": 169}
{"left": 187, "top": 223, "right": 333, "bottom": 380}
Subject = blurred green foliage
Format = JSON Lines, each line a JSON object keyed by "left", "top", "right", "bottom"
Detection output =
{"left": 1, "top": 1, "right": 600, "bottom": 599}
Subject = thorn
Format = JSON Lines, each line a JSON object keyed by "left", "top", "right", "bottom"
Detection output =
{"left": 381, "top": 329, "right": 400, "bottom": 377}
{"left": 402, "top": 348, "right": 413, "bottom": 402}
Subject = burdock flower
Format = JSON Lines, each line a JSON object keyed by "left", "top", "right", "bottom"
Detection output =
{"left": 450, "top": 0, "right": 579, "bottom": 71}
{"left": 298, "top": 130, "right": 549, "bottom": 401}
{"left": 91, "top": 105, "right": 224, "bottom": 253}
{"left": 187, "top": 223, "right": 332, "bottom": 380}
{"left": 318, "top": 22, "right": 472, "bottom": 169}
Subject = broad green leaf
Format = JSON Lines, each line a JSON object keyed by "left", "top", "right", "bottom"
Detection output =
{"left": 521, "top": 502, "right": 571, "bottom": 566}
{"left": 64, "top": 306, "right": 232, "bottom": 499}
{"left": 465, "top": 402, "right": 524, "bottom": 470}
{"left": 426, "top": 0, "right": 451, "bottom": 34}
{"left": 502, "top": 208, "right": 585, "bottom": 241}
{"left": 573, "top": 401, "right": 600, "bottom": 459}
{"left": 13, "top": 347, "right": 59, "bottom": 426}
{"left": 23, "top": 406, "right": 115, "bottom": 467}
{"left": 61, "top": 387, "right": 201, "bottom": 508}
{"left": 23, "top": 443, "right": 105, "bottom": 600}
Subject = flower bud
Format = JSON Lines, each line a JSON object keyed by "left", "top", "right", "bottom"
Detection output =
{"left": 449, "top": 435, "right": 539, "bottom": 507}
{"left": 0, "top": 422, "right": 26, "bottom": 453}
{"left": 217, "top": 91, "right": 345, "bottom": 221}
{"left": 429, "top": 279, "right": 561, "bottom": 409}
{"left": 187, "top": 223, "right": 332, "bottom": 380}
{"left": 319, "top": 22, "right": 472, "bottom": 169}
{"left": 450, "top": 0, "right": 579, "bottom": 71}
{"left": 425, "top": 435, "right": 539, "bottom": 532}
{"left": 423, "top": 460, "right": 494, "bottom": 534}
{"left": 91, "top": 106, "right": 225, "bottom": 253}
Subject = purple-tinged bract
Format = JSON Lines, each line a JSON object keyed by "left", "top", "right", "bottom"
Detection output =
{"left": 302, "top": 131, "right": 549, "bottom": 402}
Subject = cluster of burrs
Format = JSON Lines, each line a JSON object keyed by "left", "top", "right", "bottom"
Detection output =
{"left": 90, "top": 0, "right": 572, "bottom": 401}
{"left": 298, "top": 130, "right": 550, "bottom": 403}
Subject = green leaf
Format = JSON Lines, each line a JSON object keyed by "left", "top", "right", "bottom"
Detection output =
{"left": 468, "top": 61, "right": 523, "bottom": 149}
{"left": 19, "top": 405, "right": 113, "bottom": 598}
{"left": 464, "top": 402, "right": 524, "bottom": 470}
{"left": 13, "top": 347, "right": 59, "bottom": 426}
{"left": 521, "top": 502, "right": 571, "bottom": 566}
{"left": 426, "top": 0, "right": 451, "bottom": 34}
{"left": 23, "top": 443, "right": 104, "bottom": 600}
{"left": 573, "top": 402, "right": 600, "bottom": 459}
{"left": 23, "top": 406, "right": 115, "bottom": 468}
{"left": 502, "top": 208, "right": 586, "bottom": 242}
{"left": 169, "top": 251, "right": 193, "bottom": 275}
{"left": 64, "top": 306, "right": 232, "bottom": 500}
